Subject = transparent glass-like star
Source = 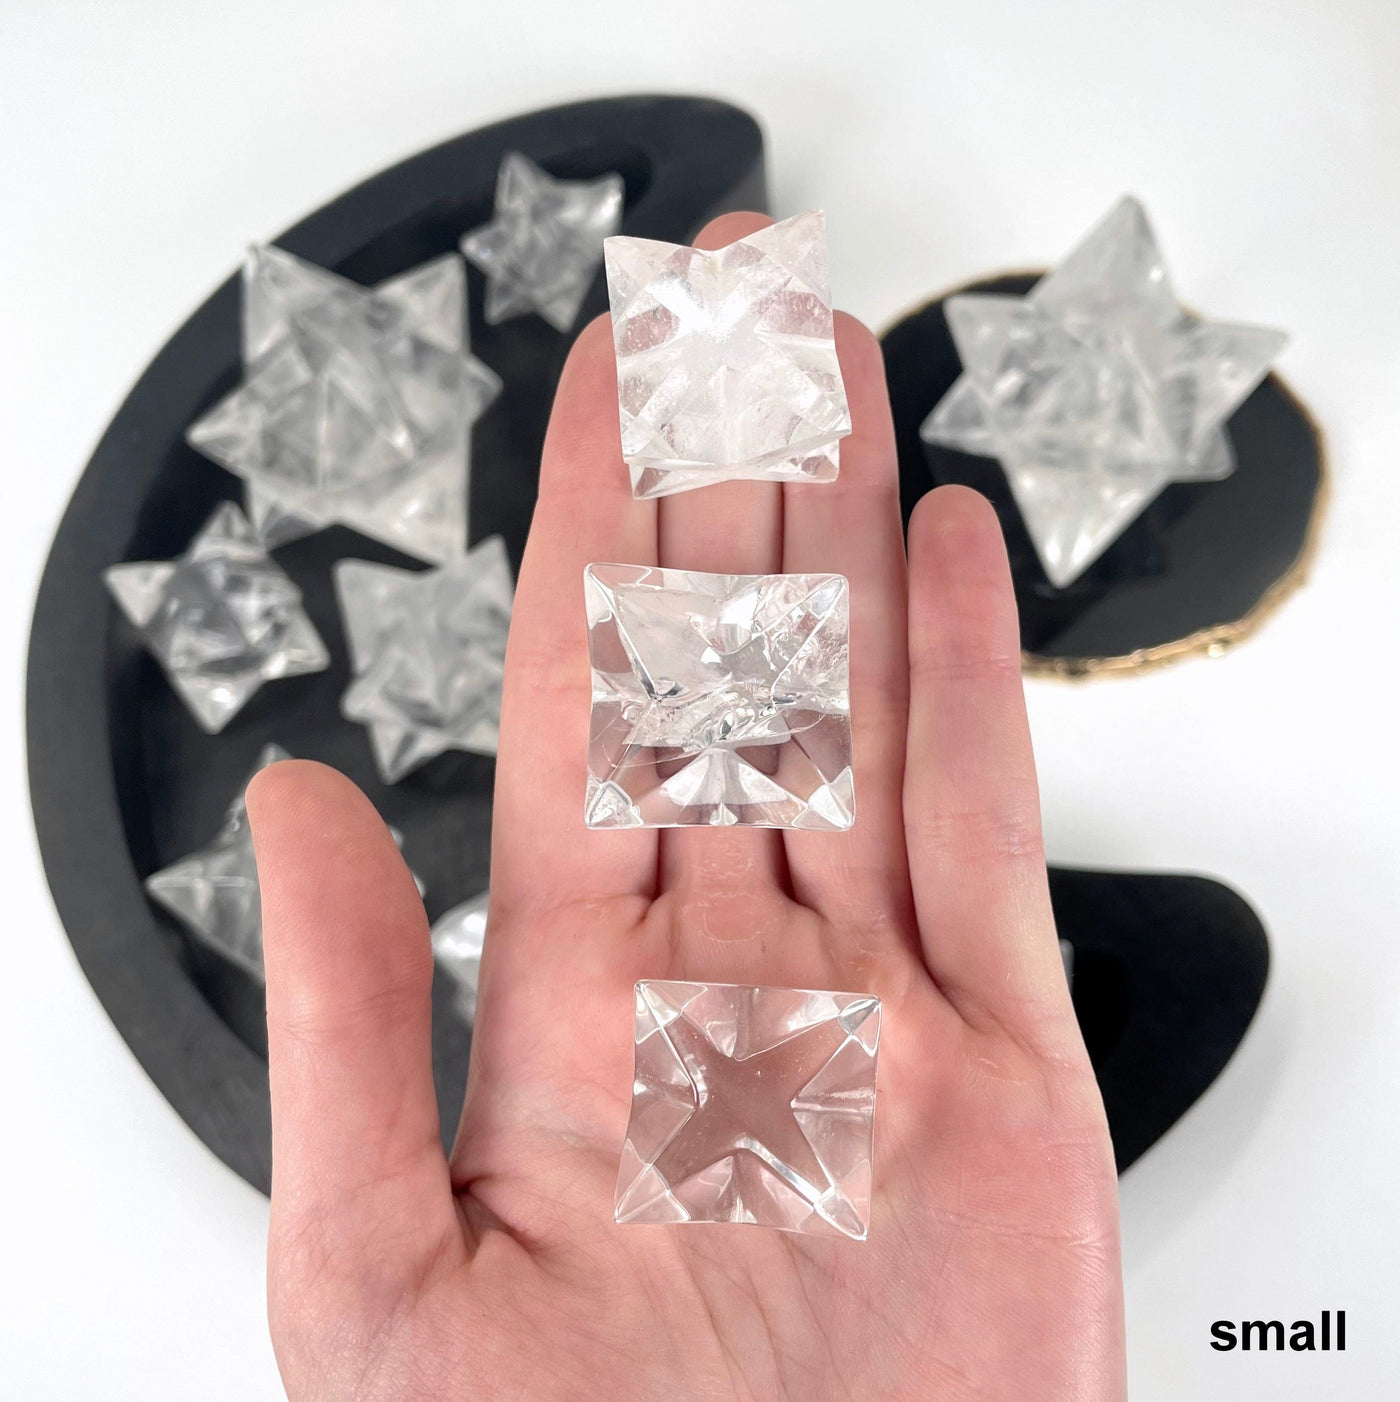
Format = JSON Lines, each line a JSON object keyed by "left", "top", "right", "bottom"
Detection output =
{"left": 461, "top": 151, "right": 623, "bottom": 332}
{"left": 145, "top": 744, "right": 289, "bottom": 979}
{"left": 104, "top": 501, "right": 329, "bottom": 733}
{"left": 615, "top": 981, "right": 881, "bottom": 1239}
{"left": 604, "top": 210, "right": 851, "bottom": 499}
{"left": 584, "top": 564, "right": 853, "bottom": 830}
{"left": 335, "top": 535, "right": 514, "bottom": 783}
{"left": 146, "top": 744, "right": 417, "bottom": 980}
{"left": 431, "top": 891, "right": 488, "bottom": 1024}
{"left": 921, "top": 196, "right": 1288, "bottom": 587}
{"left": 187, "top": 246, "right": 501, "bottom": 564}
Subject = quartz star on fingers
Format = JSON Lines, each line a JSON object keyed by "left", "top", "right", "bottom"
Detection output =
{"left": 461, "top": 151, "right": 624, "bottom": 332}
{"left": 604, "top": 209, "right": 852, "bottom": 498}
{"left": 104, "top": 501, "right": 329, "bottom": 733}
{"left": 334, "top": 535, "right": 514, "bottom": 783}
{"left": 922, "top": 195, "right": 1288, "bottom": 587}
{"left": 188, "top": 246, "right": 501, "bottom": 564}
{"left": 583, "top": 564, "right": 853, "bottom": 830}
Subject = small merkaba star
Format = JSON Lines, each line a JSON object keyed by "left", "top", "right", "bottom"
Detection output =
{"left": 146, "top": 744, "right": 419, "bottom": 979}
{"left": 922, "top": 195, "right": 1288, "bottom": 588}
{"left": 461, "top": 150, "right": 624, "bottom": 332}
{"left": 188, "top": 246, "right": 500, "bottom": 565}
{"left": 104, "top": 502, "right": 329, "bottom": 733}
{"left": 334, "top": 535, "right": 514, "bottom": 784}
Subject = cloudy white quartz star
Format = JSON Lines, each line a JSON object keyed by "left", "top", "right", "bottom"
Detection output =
{"left": 104, "top": 502, "right": 329, "bottom": 733}
{"left": 604, "top": 210, "right": 851, "bottom": 499}
{"left": 921, "top": 196, "right": 1288, "bottom": 587}
{"left": 334, "top": 536, "right": 514, "bottom": 783}
{"left": 187, "top": 246, "right": 501, "bottom": 564}
{"left": 461, "top": 151, "right": 623, "bottom": 332}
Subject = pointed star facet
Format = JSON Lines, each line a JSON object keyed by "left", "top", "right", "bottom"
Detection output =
{"left": 922, "top": 196, "right": 1288, "bottom": 587}
{"left": 461, "top": 151, "right": 623, "bottom": 332}
{"left": 104, "top": 502, "right": 329, "bottom": 733}
{"left": 334, "top": 535, "right": 514, "bottom": 783}
{"left": 615, "top": 981, "right": 881, "bottom": 1238}
{"left": 187, "top": 247, "right": 501, "bottom": 564}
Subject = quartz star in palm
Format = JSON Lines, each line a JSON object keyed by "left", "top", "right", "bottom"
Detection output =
{"left": 187, "top": 246, "right": 501, "bottom": 564}
{"left": 104, "top": 502, "right": 329, "bottom": 733}
{"left": 604, "top": 210, "right": 851, "bottom": 498}
{"left": 921, "top": 196, "right": 1288, "bottom": 587}
{"left": 615, "top": 981, "right": 881, "bottom": 1239}
{"left": 461, "top": 151, "right": 623, "bottom": 332}
{"left": 584, "top": 564, "right": 853, "bottom": 830}
{"left": 335, "top": 536, "right": 514, "bottom": 783}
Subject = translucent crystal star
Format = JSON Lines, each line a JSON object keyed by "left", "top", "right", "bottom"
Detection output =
{"left": 431, "top": 891, "right": 488, "bottom": 1023}
{"left": 146, "top": 745, "right": 417, "bottom": 980}
{"left": 603, "top": 210, "right": 852, "bottom": 499}
{"left": 461, "top": 151, "right": 623, "bottom": 332}
{"left": 584, "top": 564, "right": 853, "bottom": 830}
{"left": 104, "top": 501, "right": 330, "bottom": 733}
{"left": 144, "top": 744, "right": 290, "bottom": 980}
{"left": 921, "top": 196, "right": 1288, "bottom": 587}
{"left": 615, "top": 981, "right": 881, "bottom": 1238}
{"left": 335, "top": 536, "right": 514, "bottom": 783}
{"left": 187, "top": 246, "right": 501, "bottom": 564}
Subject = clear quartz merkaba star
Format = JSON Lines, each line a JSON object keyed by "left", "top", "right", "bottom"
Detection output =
{"left": 144, "top": 743, "right": 291, "bottom": 980}
{"left": 334, "top": 535, "right": 514, "bottom": 783}
{"left": 584, "top": 564, "right": 853, "bottom": 830}
{"left": 146, "top": 744, "right": 417, "bottom": 980}
{"left": 104, "top": 501, "right": 329, "bottom": 733}
{"left": 187, "top": 246, "right": 501, "bottom": 564}
{"left": 461, "top": 151, "right": 624, "bottom": 332}
{"left": 615, "top": 981, "right": 881, "bottom": 1239}
{"left": 921, "top": 196, "right": 1288, "bottom": 587}
{"left": 604, "top": 210, "right": 852, "bottom": 499}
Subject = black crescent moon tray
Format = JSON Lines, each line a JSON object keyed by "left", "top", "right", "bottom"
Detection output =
{"left": 883, "top": 274, "right": 1326, "bottom": 676}
{"left": 28, "top": 97, "right": 1267, "bottom": 1194}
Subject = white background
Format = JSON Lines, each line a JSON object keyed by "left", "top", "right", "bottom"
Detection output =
{"left": 3, "top": 2, "right": 1398, "bottom": 1397}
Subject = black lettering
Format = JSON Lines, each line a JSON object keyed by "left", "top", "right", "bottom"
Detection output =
{"left": 1322, "top": 1310, "right": 1329, "bottom": 1350}
{"left": 1241, "top": 1320, "right": 1285, "bottom": 1351}
{"left": 1210, "top": 1321, "right": 1237, "bottom": 1351}
{"left": 1289, "top": 1321, "right": 1315, "bottom": 1351}
{"left": 1338, "top": 1310, "right": 1345, "bottom": 1350}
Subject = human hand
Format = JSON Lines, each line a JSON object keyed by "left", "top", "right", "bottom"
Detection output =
{"left": 247, "top": 213, "right": 1126, "bottom": 1401}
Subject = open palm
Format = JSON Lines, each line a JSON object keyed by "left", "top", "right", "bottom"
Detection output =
{"left": 247, "top": 213, "right": 1125, "bottom": 1402}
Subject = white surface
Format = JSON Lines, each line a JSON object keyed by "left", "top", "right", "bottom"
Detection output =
{"left": 3, "top": 2, "right": 1398, "bottom": 1396}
